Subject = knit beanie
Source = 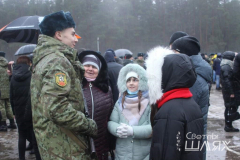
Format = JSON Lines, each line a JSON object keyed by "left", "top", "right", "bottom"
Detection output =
{"left": 169, "top": 31, "right": 188, "bottom": 45}
{"left": 0, "top": 51, "right": 6, "bottom": 57}
{"left": 126, "top": 71, "right": 139, "bottom": 80}
{"left": 39, "top": 11, "right": 76, "bottom": 37}
{"left": 171, "top": 36, "right": 201, "bottom": 56}
{"left": 222, "top": 51, "right": 235, "bottom": 61}
{"left": 82, "top": 55, "right": 102, "bottom": 71}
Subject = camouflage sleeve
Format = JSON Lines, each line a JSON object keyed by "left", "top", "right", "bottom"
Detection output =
{"left": 40, "top": 58, "right": 97, "bottom": 136}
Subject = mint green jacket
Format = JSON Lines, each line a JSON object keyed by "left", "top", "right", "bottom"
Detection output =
{"left": 108, "top": 101, "right": 152, "bottom": 160}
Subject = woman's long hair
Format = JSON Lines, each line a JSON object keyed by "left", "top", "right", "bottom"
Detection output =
{"left": 121, "top": 90, "right": 142, "bottom": 112}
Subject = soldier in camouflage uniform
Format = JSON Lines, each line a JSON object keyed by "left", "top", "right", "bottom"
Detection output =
{"left": 0, "top": 51, "right": 15, "bottom": 131}
{"left": 31, "top": 11, "right": 98, "bottom": 160}
{"left": 134, "top": 53, "right": 146, "bottom": 69}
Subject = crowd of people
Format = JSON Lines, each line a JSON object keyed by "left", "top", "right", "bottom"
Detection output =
{"left": 0, "top": 10, "right": 240, "bottom": 160}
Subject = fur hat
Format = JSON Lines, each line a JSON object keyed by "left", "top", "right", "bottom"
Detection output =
{"left": 169, "top": 31, "right": 188, "bottom": 45}
{"left": 118, "top": 64, "right": 148, "bottom": 93}
{"left": 171, "top": 36, "right": 200, "bottom": 56}
{"left": 0, "top": 51, "right": 6, "bottom": 57}
{"left": 39, "top": 11, "right": 76, "bottom": 37}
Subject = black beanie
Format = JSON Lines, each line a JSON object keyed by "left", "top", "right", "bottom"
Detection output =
{"left": 171, "top": 36, "right": 201, "bottom": 56}
{"left": 0, "top": 51, "right": 6, "bottom": 57}
{"left": 169, "top": 31, "right": 188, "bottom": 45}
{"left": 125, "top": 54, "right": 132, "bottom": 59}
{"left": 222, "top": 51, "right": 235, "bottom": 61}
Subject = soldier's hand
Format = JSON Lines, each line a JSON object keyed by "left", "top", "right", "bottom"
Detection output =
{"left": 230, "top": 94, "right": 234, "bottom": 98}
{"left": 87, "top": 119, "right": 98, "bottom": 138}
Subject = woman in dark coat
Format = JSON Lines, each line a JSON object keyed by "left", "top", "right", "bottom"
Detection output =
{"left": 78, "top": 51, "right": 115, "bottom": 160}
{"left": 220, "top": 51, "right": 240, "bottom": 132}
{"left": 146, "top": 47, "right": 204, "bottom": 160}
{"left": 10, "top": 56, "right": 41, "bottom": 160}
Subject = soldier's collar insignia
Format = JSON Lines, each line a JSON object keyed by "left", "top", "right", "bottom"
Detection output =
{"left": 55, "top": 73, "right": 67, "bottom": 87}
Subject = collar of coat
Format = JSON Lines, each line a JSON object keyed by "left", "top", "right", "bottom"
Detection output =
{"left": 145, "top": 46, "right": 174, "bottom": 105}
{"left": 33, "top": 34, "right": 78, "bottom": 66}
{"left": 0, "top": 57, "right": 8, "bottom": 67}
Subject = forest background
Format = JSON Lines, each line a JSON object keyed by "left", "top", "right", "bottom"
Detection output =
{"left": 0, "top": 0, "right": 240, "bottom": 60}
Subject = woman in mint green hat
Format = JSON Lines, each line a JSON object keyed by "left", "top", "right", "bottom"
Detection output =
{"left": 108, "top": 64, "right": 152, "bottom": 160}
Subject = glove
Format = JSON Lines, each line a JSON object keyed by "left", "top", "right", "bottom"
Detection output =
{"left": 116, "top": 123, "right": 133, "bottom": 138}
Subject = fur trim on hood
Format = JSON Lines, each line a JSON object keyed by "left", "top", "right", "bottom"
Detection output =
{"left": 117, "top": 64, "right": 148, "bottom": 93}
{"left": 145, "top": 46, "right": 174, "bottom": 105}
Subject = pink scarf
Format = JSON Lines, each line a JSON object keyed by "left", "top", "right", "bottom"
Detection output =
{"left": 85, "top": 77, "right": 96, "bottom": 82}
{"left": 120, "top": 96, "right": 149, "bottom": 126}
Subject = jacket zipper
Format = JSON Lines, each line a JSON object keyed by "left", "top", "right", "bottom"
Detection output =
{"left": 89, "top": 82, "right": 94, "bottom": 119}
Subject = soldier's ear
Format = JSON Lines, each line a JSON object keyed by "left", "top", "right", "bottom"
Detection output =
{"left": 54, "top": 31, "right": 62, "bottom": 41}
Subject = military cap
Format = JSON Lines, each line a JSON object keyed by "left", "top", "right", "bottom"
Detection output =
{"left": 0, "top": 51, "right": 6, "bottom": 57}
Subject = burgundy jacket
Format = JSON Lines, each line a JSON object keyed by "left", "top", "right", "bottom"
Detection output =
{"left": 83, "top": 82, "right": 114, "bottom": 160}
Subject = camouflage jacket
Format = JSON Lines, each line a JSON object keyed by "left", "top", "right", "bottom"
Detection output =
{"left": 134, "top": 59, "right": 146, "bottom": 69}
{"left": 31, "top": 35, "right": 97, "bottom": 160}
{"left": 0, "top": 57, "right": 10, "bottom": 99}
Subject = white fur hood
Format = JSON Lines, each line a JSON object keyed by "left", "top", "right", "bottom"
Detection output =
{"left": 117, "top": 64, "right": 148, "bottom": 93}
{"left": 145, "top": 46, "right": 174, "bottom": 105}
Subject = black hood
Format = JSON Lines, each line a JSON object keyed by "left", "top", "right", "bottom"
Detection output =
{"left": 104, "top": 50, "right": 116, "bottom": 63}
{"left": 12, "top": 64, "right": 31, "bottom": 82}
{"left": 222, "top": 51, "right": 235, "bottom": 61}
{"left": 162, "top": 54, "right": 197, "bottom": 93}
{"left": 78, "top": 50, "right": 109, "bottom": 93}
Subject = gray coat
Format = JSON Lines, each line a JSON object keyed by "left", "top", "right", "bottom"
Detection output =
{"left": 190, "top": 54, "right": 211, "bottom": 160}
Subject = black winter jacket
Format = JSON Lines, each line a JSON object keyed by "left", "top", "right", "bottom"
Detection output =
{"left": 220, "top": 51, "right": 236, "bottom": 106}
{"left": 107, "top": 62, "right": 122, "bottom": 104}
{"left": 213, "top": 56, "right": 222, "bottom": 75}
{"left": 233, "top": 53, "right": 240, "bottom": 105}
{"left": 233, "top": 53, "right": 240, "bottom": 81}
{"left": 10, "top": 64, "right": 32, "bottom": 128}
{"left": 123, "top": 59, "right": 133, "bottom": 66}
{"left": 147, "top": 52, "right": 203, "bottom": 160}
{"left": 104, "top": 51, "right": 123, "bottom": 104}
{"left": 151, "top": 98, "right": 204, "bottom": 160}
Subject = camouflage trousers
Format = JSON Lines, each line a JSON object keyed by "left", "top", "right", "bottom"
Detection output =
{"left": 0, "top": 99, "right": 14, "bottom": 121}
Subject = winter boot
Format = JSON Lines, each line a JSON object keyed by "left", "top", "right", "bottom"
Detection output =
{"left": 224, "top": 122, "right": 239, "bottom": 132}
{"left": 7, "top": 119, "right": 17, "bottom": 129}
{"left": 0, "top": 121, "right": 8, "bottom": 132}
